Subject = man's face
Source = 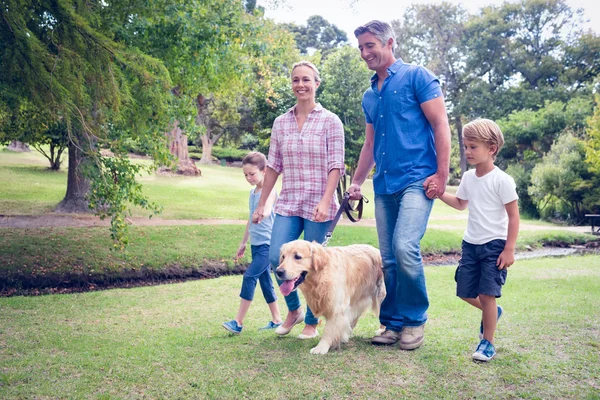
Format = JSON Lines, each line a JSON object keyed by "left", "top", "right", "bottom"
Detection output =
{"left": 357, "top": 32, "right": 392, "bottom": 72}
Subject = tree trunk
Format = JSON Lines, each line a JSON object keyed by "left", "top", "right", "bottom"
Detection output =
{"left": 164, "top": 121, "right": 200, "bottom": 176}
{"left": 199, "top": 133, "right": 214, "bottom": 165}
{"left": 54, "top": 135, "right": 90, "bottom": 213}
{"left": 455, "top": 116, "right": 467, "bottom": 177}
{"left": 7, "top": 141, "right": 31, "bottom": 152}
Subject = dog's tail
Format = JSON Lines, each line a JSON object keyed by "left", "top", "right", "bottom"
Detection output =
{"left": 372, "top": 252, "right": 386, "bottom": 316}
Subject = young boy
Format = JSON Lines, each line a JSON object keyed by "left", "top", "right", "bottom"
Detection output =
{"left": 222, "top": 152, "right": 283, "bottom": 334}
{"left": 428, "top": 119, "right": 520, "bottom": 361}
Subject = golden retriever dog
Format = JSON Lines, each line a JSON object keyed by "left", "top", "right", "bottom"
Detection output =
{"left": 276, "top": 240, "right": 386, "bottom": 354}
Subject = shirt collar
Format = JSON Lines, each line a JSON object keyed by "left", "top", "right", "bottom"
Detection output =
{"left": 370, "top": 58, "right": 405, "bottom": 84}
{"left": 286, "top": 103, "right": 323, "bottom": 115}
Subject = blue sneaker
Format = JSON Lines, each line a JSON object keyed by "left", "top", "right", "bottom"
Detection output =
{"left": 259, "top": 321, "right": 283, "bottom": 330}
{"left": 479, "top": 305, "right": 503, "bottom": 340}
{"left": 222, "top": 320, "right": 242, "bottom": 334}
{"left": 472, "top": 339, "right": 496, "bottom": 362}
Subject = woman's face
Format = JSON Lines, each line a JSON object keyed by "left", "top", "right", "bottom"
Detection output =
{"left": 291, "top": 65, "right": 319, "bottom": 102}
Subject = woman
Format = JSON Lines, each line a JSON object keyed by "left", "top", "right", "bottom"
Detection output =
{"left": 253, "top": 61, "right": 345, "bottom": 339}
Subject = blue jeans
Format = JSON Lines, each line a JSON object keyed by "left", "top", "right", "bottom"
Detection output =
{"left": 375, "top": 179, "right": 433, "bottom": 331}
{"left": 269, "top": 215, "right": 330, "bottom": 326}
{"left": 240, "top": 244, "right": 277, "bottom": 304}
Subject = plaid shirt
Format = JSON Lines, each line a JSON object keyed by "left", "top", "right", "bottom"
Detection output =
{"left": 268, "top": 104, "right": 345, "bottom": 221}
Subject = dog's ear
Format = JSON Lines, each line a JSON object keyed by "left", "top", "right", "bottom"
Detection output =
{"left": 309, "top": 241, "right": 329, "bottom": 272}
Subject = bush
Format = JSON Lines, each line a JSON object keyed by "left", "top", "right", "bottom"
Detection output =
{"left": 211, "top": 146, "right": 248, "bottom": 162}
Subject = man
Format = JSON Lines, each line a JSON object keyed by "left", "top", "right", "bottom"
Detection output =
{"left": 348, "top": 20, "right": 451, "bottom": 350}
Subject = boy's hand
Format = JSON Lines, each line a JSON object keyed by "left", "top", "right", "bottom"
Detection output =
{"left": 496, "top": 249, "right": 515, "bottom": 270}
{"left": 236, "top": 244, "right": 246, "bottom": 259}
{"left": 426, "top": 182, "right": 439, "bottom": 199}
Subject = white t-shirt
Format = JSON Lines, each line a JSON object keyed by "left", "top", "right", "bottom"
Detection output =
{"left": 456, "top": 166, "right": 519, "bottom": 245}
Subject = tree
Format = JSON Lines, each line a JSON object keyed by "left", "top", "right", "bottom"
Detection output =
{"left": 1, "top": 0, "right": 174, "bottom": 246}
{"left": 283, "top": 15, "right": 348, "bottom": 57}
{"left": 529, "top": 133, "right": 594, "bottom": 222}
{"left": 586, "top": 94, "right": 600, "bottom": 174}
{"left": 392, "top": 2, "right": 471, "bottom": 176}
{"left": 320, "top": 46, "right": 372, "bottom": 179}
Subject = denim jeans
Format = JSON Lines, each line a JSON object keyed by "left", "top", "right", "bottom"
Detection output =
{"left": 375, "top": 178, "right": 433, "bottom": 331}
{"left": 240, "top": 244, "right": 277, "bottom": 304}
{"left": 269, "top": 215, "right": 330, "bottom": 326}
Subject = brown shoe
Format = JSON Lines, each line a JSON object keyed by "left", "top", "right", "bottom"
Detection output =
{"left": 399, "top": 325, "right": 424, "bottom": 350}
{"left": 371, "top": 329, "right": 401, "bottom": 346}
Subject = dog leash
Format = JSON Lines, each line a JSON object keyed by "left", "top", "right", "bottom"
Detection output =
{"left": 322, "top": 192, "right": 369, "bottom": 247}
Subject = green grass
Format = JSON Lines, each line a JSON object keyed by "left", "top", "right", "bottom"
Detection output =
{"left": 1, "top": 255, "right": 599, "bottom": 398}
{"left": 1, "top": 224, "right": 594, "bottom": 293}
{"left": 0, "top": 147, "right": 468, "bottom": 222}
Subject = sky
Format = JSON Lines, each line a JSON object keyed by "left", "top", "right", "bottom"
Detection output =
{"left": 259, "top": 0, "right": 600, "bottom": 47}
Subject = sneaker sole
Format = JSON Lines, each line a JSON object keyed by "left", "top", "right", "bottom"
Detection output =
{"left": 398, "top": 337, "right": 424, "bottom": 350}
{"left": 472, "top": 352, "right": 495, "bottom": 362}
{"left": 222, "top": 324, "right": 241, "bottom": 335}
{"left": 371, "top": 339, "right": 399, "bottom": 346}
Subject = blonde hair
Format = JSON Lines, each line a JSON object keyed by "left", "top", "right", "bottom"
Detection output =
{"left": 291, "top": 60, "right": 321, "bottom": 83}
{"left": 462, "top": 119, "right": 505, "bottom": 159}
{"left": 242, "top": 151, "right": 267, "bottom": 170}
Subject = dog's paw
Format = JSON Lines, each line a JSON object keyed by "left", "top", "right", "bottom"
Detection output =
{"left": 310, "top": 344, "right": 330, "bottom": 355}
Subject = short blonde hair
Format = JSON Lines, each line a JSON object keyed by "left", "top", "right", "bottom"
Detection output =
{"left": 462, "top": 119, "right": 505, "bottom": 159}
{"left": 291, "top": 60, "right": 321, "bottom": 83}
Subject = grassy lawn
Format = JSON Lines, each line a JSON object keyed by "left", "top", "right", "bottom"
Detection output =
{"left": 0, "top": 147, "right": 467, "bottom": 222}
{"left": 0, "top": 224, "right": 594, "bottom": 294}
{"left": 1, "top": 255, "right": 599, "bottom": 398}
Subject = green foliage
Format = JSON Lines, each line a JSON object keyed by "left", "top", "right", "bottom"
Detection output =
{"left": 210, "top": 146, "right": 248, "bottom": 162}
{"left": 529, "top": 133, "right": 596, "bottom": 222}
{"left": 283, "top": 15, "right": 348, "bottom": 57}
{"left": 87, "top": 155, "right": 163, "bottom": 249}
{"left": 506, "top": 164, "right": 538, "bottom": 218}
{"left": 320, "top": 46, "right": 372, "bottom": 177}
{"left": 586, "top": 94, "right": 600, "bottom": 173}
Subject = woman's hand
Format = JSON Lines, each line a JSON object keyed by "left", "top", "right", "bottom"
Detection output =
{"left": 252, "top": 205, "right": 265, "bottom": 224}
{"left": 313, "top": 199, "right": 331, "bottom": 222}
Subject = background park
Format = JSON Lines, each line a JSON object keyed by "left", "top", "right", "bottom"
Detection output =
{"left": 1, "top": 0, "right": 600, "bottom": 398}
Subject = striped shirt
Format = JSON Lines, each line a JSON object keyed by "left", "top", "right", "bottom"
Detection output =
{"left": 267, "top": 104, "right": 345, "bottom": 221}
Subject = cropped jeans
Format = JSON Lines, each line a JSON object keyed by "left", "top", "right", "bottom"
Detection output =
{"left": 375, "top": 178, "right": 433, "bottom": 332}
{"left": 240, "top": 244, "right": 277, "bottom": 304}
{"left": 269, "top": 215, "right": 330, "bottom": 326}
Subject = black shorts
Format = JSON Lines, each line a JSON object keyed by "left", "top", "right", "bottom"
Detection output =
{"left": 455, "top": 239, "right": 508, "bottom": 299}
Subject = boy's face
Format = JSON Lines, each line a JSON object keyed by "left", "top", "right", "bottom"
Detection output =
{"left": 242, "top": 164, "right": 265, "bottom": 186}
{"left": 463, "top": 138, "right": 496, "bottom": 166}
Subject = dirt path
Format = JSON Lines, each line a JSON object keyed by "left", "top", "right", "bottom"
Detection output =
{"left": 0, "top": 213, "right": 591, "bottom": 233}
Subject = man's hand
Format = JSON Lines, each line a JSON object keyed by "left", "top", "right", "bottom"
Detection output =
{"left": 347, "top": 183, "right": 362, "bottom": 201}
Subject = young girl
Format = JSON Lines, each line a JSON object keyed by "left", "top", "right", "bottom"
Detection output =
{"left": 222, "top": 152, "right": 282, "bottom": 334}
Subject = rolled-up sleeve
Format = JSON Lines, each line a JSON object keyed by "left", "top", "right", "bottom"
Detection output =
{"left": 267, "top": 119, "right": 283, "bottom": 174}
{"left": 326, "top": 114, "right": 345, "bottom": 175}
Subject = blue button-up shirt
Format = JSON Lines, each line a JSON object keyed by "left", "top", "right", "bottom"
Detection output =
{"left": 362, "top": 59, "right": 443, "bottom": 195}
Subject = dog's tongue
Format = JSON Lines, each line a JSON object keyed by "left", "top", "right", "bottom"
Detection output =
{"left": 280, "top": 280, "right": 295, "bottom": 297}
